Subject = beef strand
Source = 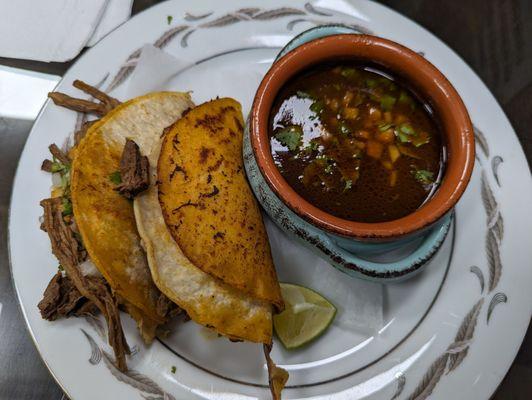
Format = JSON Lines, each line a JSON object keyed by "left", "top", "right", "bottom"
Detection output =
{"left": 38, "top": 271, "right": 99, "bottom": 320}
{"left": 263, "top": 343, "right": 289, "bottom": 400}
{"left": 41, "top": 159, "right": 54, "bottom": 172}
{"left": 74, "top": 120, "right": 96, "bottom": 145}
{"left": 48, "top": 92, "right": 109, "bottom": 116}
{"left": 73, "top": 80, "right": 120, "bottom": 110}
{"left": 156, "top": 293, "right": 183, "bottom": 319}
{"left": 48, "top": 143, "right": 70, "bottom": 165}
{"left": 40, "top": 197, "right": 130, "bottom": 371}
{"left": 116, "top": 139, "right": 150, "bottom": 199}
{"left": 47, "top": 79, "right": 121, "bottom": 117}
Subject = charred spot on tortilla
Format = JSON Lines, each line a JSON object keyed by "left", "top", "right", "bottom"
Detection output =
{"left": 213, "top": 231, "right": 225, "bottom": 240}
{"left": 200, "top": 186, "right": 219, "bottom": 198}
{"left": 207, "top": 156, "right": 224, "bottom": 172}
{"left": 199, "top": 146, "right": 213, "bottom": 163}
{"left": 115, "top": 139, "right": 150, "bottom": 200}
{"left": 194, "top": 113, "right": 224, "bottom": 132}
{"left": 181, "top": 106, "right": 193, "bottom": 118}
{"left": 169, "top": 163, "right": 187, "bottom": 181}
{"left": 172, "top": 200, "right": 199, "bottom": 213}
{"left": 233, "top": 115, "right": 244, "bottom": 132}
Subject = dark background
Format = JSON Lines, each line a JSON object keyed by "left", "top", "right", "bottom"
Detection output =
{"left": 0, "top": 1, "right": 529, "bottom": 399}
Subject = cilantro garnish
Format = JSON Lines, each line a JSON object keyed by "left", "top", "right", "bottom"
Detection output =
{"left": 398, "top": 90, "right": 417, "bottom": 109}
{"left": 365, "top": 78, "right": 377, "bottom": 88}
{"left": 51, "top": 162, "right": 66, "bottom": 173}
{"left": 344, "top": 179, "right": 353, "bottom": 191}
{"left": 396, "top": 123, "right": 417, "bottom": 143}
{"left": 338, "top": 120, "right": 351, "bottom": 136}
{"left": 341, "top": 67, "right": 358, "bottom": 78}
{"left": 306, "top": 140, "right": 319, "bottom": 152}
{"left": 109, "top": 171, "right": 122, "bottom": 184}
{"left": 296, "top": 90, "right": 312, "bottom": 99}
{"left": 378, "top": 122, "right": 394, "bottom": 132}
{"left": 309, "top": 100, "right": 325, "bottom": 116}
{"left": 316, "top": 154, "right": 335, "bottom": 174}
{"left": 380, "top": 94, "right": 396, "bottom": 111}
{"left": 274, "top": 126, "right": 303, "bottom": 152}
{"left": 413, "top": 169, "right": 434, "bottom": 185}
{"left": 61, "top": 197, "right": 73, "bottom": 216}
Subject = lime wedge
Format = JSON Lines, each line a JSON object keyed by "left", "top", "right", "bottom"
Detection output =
{"left": 273, "top": 283, "right": 336, "bottom": 349}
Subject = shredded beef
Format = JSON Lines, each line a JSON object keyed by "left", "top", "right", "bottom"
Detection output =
{"left": 156, "top": 293, "right": 172, "bottom": 318}
{"left": 40, "top": 197, "right": 130, "bottom": 371}
{"left": 69, "top": 218, "right": 87, "bottom": 262}
{"left": 48, "top": 80, "right": 120, "bottom": 117}
{"left": 48, "top": 143, "right": 70, "bottom": 165}
{"left": 38, "top": 81, "right": 134, "bottom": 371}
{"left": 74, "top": 120, "right": 96, "bottom": 145}
{"left": 38, "top": 272, "right": 98, "bottom": 320}
{"left": 41, "top": 159, "right": 54, "bottom": 172}
{"left": 263, "top": 343, "right": 289, "bottom": 400}
{"left": 46, "top": 80, "right": 120, "bottom": 149}
{"left": 48, "top": 92, "right": 109, "bottom": 116}
{"left": 73, "top": 80, "right": 121, "bottom": 110}
{"left": 115, "top": 139, "right": 150, "bottom": 199}
{"left": 41, "top": 144, "right": 69, "bottom": 173}
{"left": 41, "top": 198, "right": 80, "bottom": 266}
{"left": 156, "top": 293, "right": 184, "bottom": 320}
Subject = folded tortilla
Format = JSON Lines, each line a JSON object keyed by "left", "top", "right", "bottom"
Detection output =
{"left": 156, "top": 98, "right": 284, "bottom": 312}
{"left": 134, "top": 99, "right": 278, "bottom": 343}
{"left": 70, "top": 92, "right": 193, "bottom": 340}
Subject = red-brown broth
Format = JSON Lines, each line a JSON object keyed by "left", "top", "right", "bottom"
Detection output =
{"left": 269, "top": 62, "right": 445, "bottom": 223}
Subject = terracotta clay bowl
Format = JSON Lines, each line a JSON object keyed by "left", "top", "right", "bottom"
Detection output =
{"left": 243, "top": 28, "right": 474, "bottom": 280}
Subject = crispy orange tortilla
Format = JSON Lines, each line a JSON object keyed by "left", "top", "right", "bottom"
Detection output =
{"left": 71, "top": 92, "right": 193, "bottom": 340}
{"left": 134, "top": 139, "right": 272, "bottom": 343}
{"left": 157, "top": 98, "right": 283, "bottom": 310}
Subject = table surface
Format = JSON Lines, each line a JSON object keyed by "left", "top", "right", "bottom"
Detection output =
{"left": 0, "top": 1, "right": 530, "bottom": 399}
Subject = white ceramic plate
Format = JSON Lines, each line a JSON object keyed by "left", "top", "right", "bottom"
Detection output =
{"left": 9, "top": 1, "right": 532, "bottom": 399}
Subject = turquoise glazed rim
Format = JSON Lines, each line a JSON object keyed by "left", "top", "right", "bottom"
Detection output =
{"left": 243, "top": 25, "right": 453, "bottom": 281}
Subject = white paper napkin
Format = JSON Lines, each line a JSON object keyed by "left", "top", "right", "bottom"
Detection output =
{"left": 0, "top": 0, "right": 132, "bottom": 62}
{"left": 124, "top": 45, "right": 384, "bottom": 336}
{"left": 124, "top": 44, "right": 193, "bottom": 99}
{"left": 123, "top": 44, "right": 267, "bottom": 114}
{"left": 87, "top": 0, "right": 133, "bottom": 47}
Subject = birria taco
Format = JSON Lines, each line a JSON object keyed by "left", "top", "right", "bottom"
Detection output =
{"left": 40, "top": 84, "right": 287, "bottom": 398}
